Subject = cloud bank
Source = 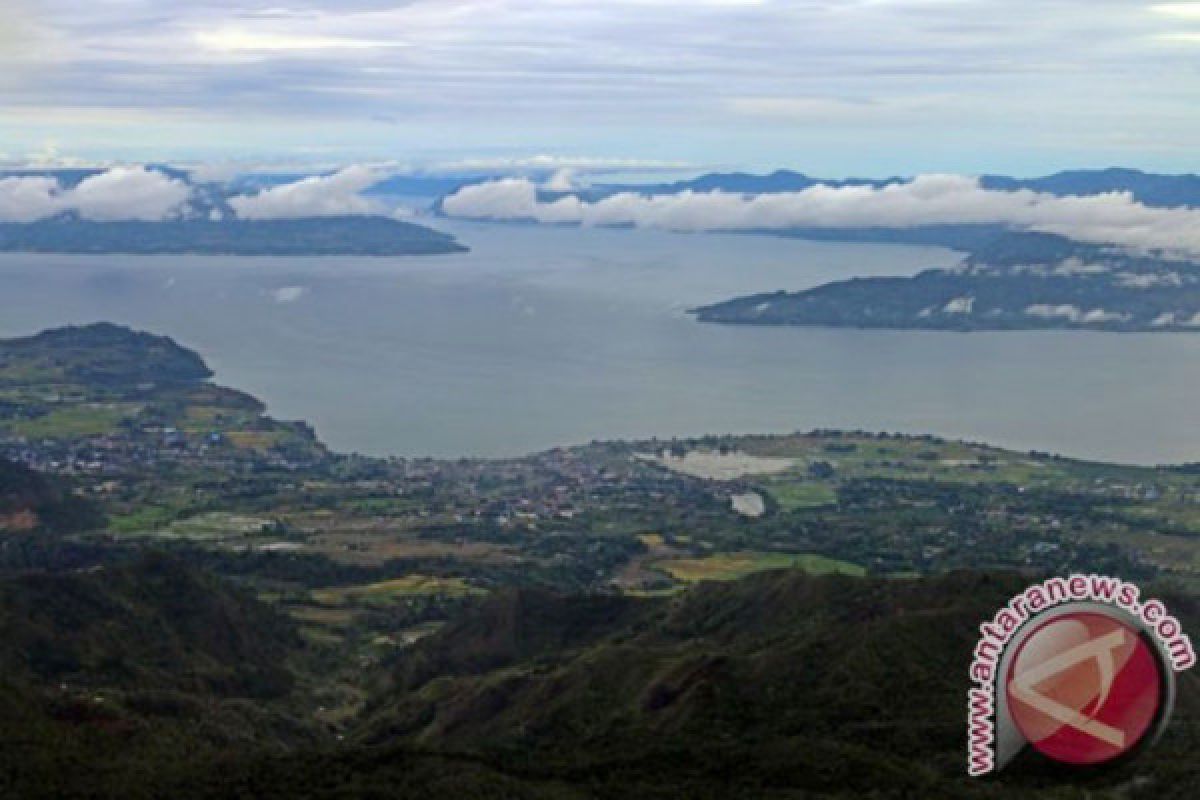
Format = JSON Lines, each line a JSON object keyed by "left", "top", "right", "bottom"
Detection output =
{"left": 442, "top": 175, "right": 1200, "bottom": 256}
{"left": 227, "top": 166, "right": 384, "bottom": 219}
{"left": 0, "top": 167, "right": 191, "bottom": 222}
{"left": 10, "top": 162, "right": 1200, "bottom": 260}
{"left": 0, "top": 164, "right": 388, "bottom": 223}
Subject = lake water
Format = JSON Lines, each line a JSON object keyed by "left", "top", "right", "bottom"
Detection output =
{"left": 1, "top": 219, "right": 1198, "bottom": 465}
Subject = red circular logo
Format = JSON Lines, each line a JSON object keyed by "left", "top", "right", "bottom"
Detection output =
{"left": 1005, "top": 611, "right": 1164, "bottom": 766}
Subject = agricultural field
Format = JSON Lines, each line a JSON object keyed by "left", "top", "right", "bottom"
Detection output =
{"left": 762, "top": 480, "right": 837, "bottom": 511}
{"left": 655, "top": 551, "right": 865, "bottom": 583}
{"left": 4, "top": 402, "right": 139, "bottom": 439}
{"left": 310, "top": 575, "right": 485, "bottom": 606}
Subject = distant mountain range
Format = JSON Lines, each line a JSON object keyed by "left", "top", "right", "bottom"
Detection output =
{"left": 6, "top": 166, "right": 1200, "bottom": 256}
{"left": 9, "top": 165, "right": 1200, "bottom": 208}
{"left": 585, "top": 167, "right": 1200, "bottom": 208}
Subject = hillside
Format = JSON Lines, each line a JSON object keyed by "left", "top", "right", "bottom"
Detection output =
{"left": 0, "top": 554, "right": 323, "bottom": 799}
{"left": 0, "top": 323, "right": 213, "bottom": 388}
{"left": 33, "top": 569, "right": 1190, "bottom": 799}
{"left": 0, "top": 554, "right": 298, "bottom": 694}
{"left": 0, "top": 323, "right": 326, "bottom": 467}
{"left": 0, "top": 457, "right": 102, "bottom": 534}
{"left": 348, "top": 570, "right": 1199, "bottom": 797}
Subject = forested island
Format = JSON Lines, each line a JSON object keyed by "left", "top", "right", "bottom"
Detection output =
{"left": 694, "top": 232, "right": 1200, "bottom": 332}
{"left": 0, "top": 215, "right": 466, "bottom": 256}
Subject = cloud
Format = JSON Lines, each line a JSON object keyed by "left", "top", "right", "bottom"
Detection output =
{"left": 543, "top": 169, "right": 577, "bottom": 191}
{"left": 194, "top": 28, "right": 407, "bottom": 54}
{"left": 0, "top": 0, "right": 32, "bottom": 59}
{"left": 68, "top": 167, "right": 193, "bottom": 221}
{"left": 0, "top": 175, "right": 61, "bottom": 222}
{"left": 0, "top": 162, "right": 399, "bottom": 222}
{"left": 4, "top": 0, "right": 1197, "bottom": 169}
{"left": 1151, "top": 3, "right": 1200, "bottom": 19}
{"left": 726, "top": 96, "right": 881, "bottom": 120}
{"left": 227, "top": 165, "right": 385, "bottom": 219}
{"left": 0, "top": 166, "right": 191, "bottom": 222}
{"left": 441, "top": 174, "right": 1200, "bottom": 256}
{"left": 1025, "top": 305, "right": 1131, "bottom": 324}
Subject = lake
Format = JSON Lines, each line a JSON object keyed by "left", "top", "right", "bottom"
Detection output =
{"left": 1, "top": 219, "right": 1198, "bottom": 465}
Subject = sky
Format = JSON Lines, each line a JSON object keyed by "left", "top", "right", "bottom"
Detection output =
{"left": 1, "top": 1, "right": 1200, "bottom": 176}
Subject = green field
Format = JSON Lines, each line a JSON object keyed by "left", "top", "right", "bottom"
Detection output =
{"left": 311, "top": 575, "right": 485, "bottom": 606}
{"left": 7, "top": 403, "right": 137, "bottom": 438}
{"left": 656, "top": 551, "right": 865, "bottom": 583}
{"left": 764, "top": 481, "right": 838, "bottom": 511}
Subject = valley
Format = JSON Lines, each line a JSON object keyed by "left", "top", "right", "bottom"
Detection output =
{"left": 2, "top": 322, "right": 1199, "bottom": 797}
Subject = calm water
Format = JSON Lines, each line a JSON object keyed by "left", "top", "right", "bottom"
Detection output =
{"left": 1, "top": 220, "right": 1197, "bottom": 465}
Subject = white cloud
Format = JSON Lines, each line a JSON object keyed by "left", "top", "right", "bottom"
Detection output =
{"left": 1080, "top": 309, "right": 1131, "bottom": 324}
{"left": 194, "top": 29, "right": 406, "bottom": 54}
{"left": 1025, "top": 305, "right": 1130, "bottom": 324}
{"left": 0, "top": 166, "right": 190, "bottom": 222}
{"left": 0, "top": 162, "right": 404, "bottom": 223}
{"left": 0, "top": 175, "right": 61, "bottom": 222}
{"left": 227, "top": 165, "right": 385, "bottom": 219}
{"left": 543, "top": 169, "right": 578, "bottom": 191}
{"left": 942, "top": 296, "right": 975, "bottom": 314}
{"left": 442, "top": 178, "right": 537, "bottom": 219}
{"left": 1026, "top": 304, "right": 1083, "bottom": 321}
{"left": 442, "top": 174, "right": 1200, "bottom": 256}
{"left": 1151, "top": 3, "right": 1200, "bottom": 19}
{"left": 69, "top": 167, "right": 192, "bottom": 221}
{"left": 1156, "top": 310, "right": 1200, "bottom": 326}
{"left": 1114, "top": 271, "right": 1184, "bottom": 289}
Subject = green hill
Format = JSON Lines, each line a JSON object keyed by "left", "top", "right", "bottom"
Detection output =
{"left": 0, "top": 554, "right": 321, "bottom": 798}
{"left": 0, "top": 457, "right": 102, "bottom": 534}
{"left": 0, "top": 554, "right": 297, "bottom": 695}
{"left": 0, "top": 323, "right": 213, "bottom": 388}
{"left": 350, "top": 569, "right": 1199, "bottom": 797}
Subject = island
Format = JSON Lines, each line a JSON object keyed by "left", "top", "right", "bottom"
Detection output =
{"left": 0, "top": 215, "right": 466, "bottom": 256}
{"left": 693, "top": 232, "right": 1200, "bottom": 332}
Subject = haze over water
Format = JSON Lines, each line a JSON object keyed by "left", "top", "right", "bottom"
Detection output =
{"left": 1, "top": 220, "right": 1197, "bottom": 465}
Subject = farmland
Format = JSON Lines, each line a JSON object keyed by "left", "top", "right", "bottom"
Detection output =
{"left": 656, "top": 551, "right": 865, "bottom": 582}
